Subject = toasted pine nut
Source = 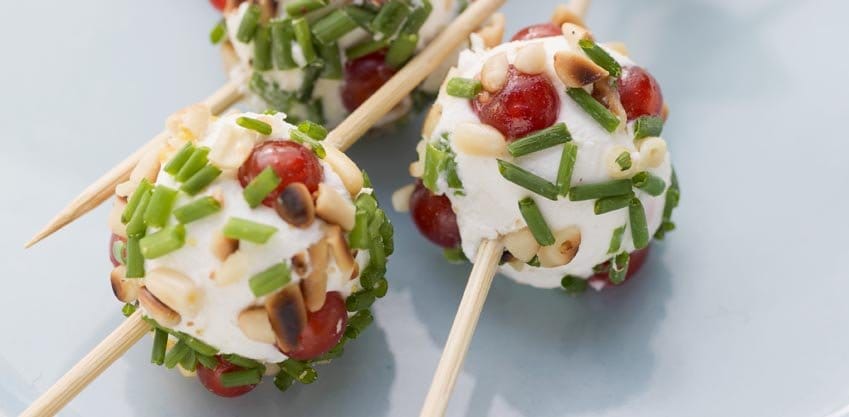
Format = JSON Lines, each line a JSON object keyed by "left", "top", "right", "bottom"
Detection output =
{"left": 209, "top": 124, "right": 257, "bottom": 169}
{"left": 538, "top": 227, "right": 582, "bottom": 267}
{"left": 503, "top": 228, "right": 540, "bottom": 263}
{"left": 515, "top": 44, "right": 547, "bottom": 75}
{"left": 114, "top": 180, "right": 138, "bottom": 198}
{"left": 210, "top": 233, "right": 239, "bottom": 261}
{"left": 481, "top": 53, "right": 509, "bottom": 92}
{"left": 108, "top": 199, "right": 127, "bottom": 238}
{"left": 551, "top": 4, "right": 586, "bottom": 27}
{"left": 302, "top": 242, "right": 329, "bottom": 313}
{"left": 238, "top": 306, "right": 276, "bottom": 344}
{"left": 266, "top": 284, "right": 307, "bottom": 352}
{"left": 605, "top": 145, "right": 638, "bottom": 179}
{"left": 139, "top": 287, "right": 181, "bottom": 327}
{"left": 324, "top": 146, "right": 364, "bottom": 197}
{"left": 325, "top": 225, "right": 355, "bottom": 277}
{"left": 291, "top": 252, "right": 310, "bottom": 277}
{"left": 214, "top": 251, "right": 249, "bottom": 286}
{"left": 602, "top": 41, "right": 629, "bottom": 57}
{"left": 166, "top": 104, "right": 211, "bottom": 140}
{"left": 453, "top": 122, "right": 507, "bottom": 157}
{"left": 145, "top": 268, "right": 204, "bottom": 317}
{"left": 350, "top": 261, "right": 360, "bottom": 281}
{"left": 275, "top": 183, "right": 315, "bottom": 228}
{"left": 130, "top": 148, "right": 161, "bottom": 184}
{"left": 423, "top": 103, "right": 443, "bottom": 139}
{"left": 636, "top": 137, "right": 668, "bottom": 168}
{"left": 110, "top": 265, "right": 143, "bottom": 303}
{"left": 392, "top": 184, "right": 415, "bottom": 213}
{"left": 315, "top": 184, "right": 356, "bottom": 231}
{"left": 554, "top": 51, "right": 608, "bottom": 88}
{"left": 562, "top": 23, "right": 593, "bottom": 47}
{"left": 475, "top": 13, "right": 505, "bottom": 49}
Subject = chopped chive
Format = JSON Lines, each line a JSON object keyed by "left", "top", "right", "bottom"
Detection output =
{"left": 139, "top": 224, "right": 186, "bottom": 259}
{"left": 629, "top": 198, "right": 649, "bottom": 249}
{"left": 568, "top": 179, "right": 632, "bottom": 201}
{"left": 362, "top": 170, "right": 373, "bottom": 188}
{"left": 371, "top": 0, "right": 412, "bottom": 37}
{"left": 223, "top": 217, "right": 278, "bottom": 243}
{"left": 221, "top": 368, "right": 263, "bottom": 387}
{"left": 125, "top": 238, "right": 145, "bottom": 278}
{"left": 306, "top": 99, "right": 327, "bottom": 128}
{"left": 280, "top": 360, "right": 318, "bottom": 384}
{"left": 163, "top": 340, "right": 190, "bottom": 369}
{"left": 446, "top": 77, "right": 482, "bottom": 98}
{"left": 373, "top": 277, "right": 389, "bottom": 298}
{"left": 173, "top": 197, "right": 222, "bottom": 224}
{"left": 174, "top": 147, "right": 210, "bottom": 182}
{"left": 346, "top": 290, "right": 376, "bottom": 312}
{"left": 401, "top": 1, "right": 433, "bottom": 34}
{"left": 312, "top": 9, "right": 359, "bottom": 45}
{"left": 210, "top": 19, "right": 227, "bottom": 44}
{"left": 349, "top": 208, "right": 370, "bottom": 249}
{"left": 345, "top": 310, "right": 374, "bottom": 339}
{"left": 567, "top": 88, "right": 621, "bottom": 133}
{"left": 125, "top": 192, "right": 152, "bottom": 238}
{"left": 497, "top": 160, "right": 559, "bottom": 201}
{"left": 578, "top": 39, "right": 622, "bottom": 78}
{"left": 249, "top": 73, "right": 295, "bottom": 113}
{"left": 297, "top": 61, "right": 323, "bottom": 101}
{"left": 121, "top": 303, "right": 136, "bottom": 317}
{"left": 317, "top": 42, "right": 343, "bottom": 79}
{"left": 181, "top": 165, "right": 222, "bottom": 196}
{"left": 518, "top": 198, "right": 555, "bottom": 246}
{"left": 443, "top": 247, "right": 468, "bottom": 263}
{"left": 345, "top": 39, "right": 389, "bottom": 60}
{"left": 122, "top": 179, "right": 153, "bottom": 223}
{"left": 344, "top": 5, "right": 377, "bottom": 29}
{"left": 656, "top": 169, "right": 680, "bottom": 240}
{"left": 297, "top": 120, "right": 327, "bottom": 140}
{"left": 179, "top": 350, "right": 197, "bottom": 372}
{"left": 163, "top": 143, "right": 195, "bottom": 176}
{"left": 634, "top": 116, "right": 664, "bottom": 140}
{"left": 386, "top": 33, "right": 418, "bottom": 68}
{"left": 270, "top": 20, "right": 298, "bottom": 70}
{"left": 594, "top": 193, "right": 634, "bottom": 215}
{"left": 249, "top": 263, "right": 291, "bottom": 297}
{"left": 292, "top": 18, "right": 317, "bottom": 64}
{"left": 508, "top": 123, "right": 571, "bottom": 157}
{"left": 150, "top": 328, "right": 167, "bottom": 365}
{"left": 197, "top": 354, "right": 218, "bottom": 370}
{"left": 178, "top": 332, "right": 219, "bottom": 356}
{"left": 274, "top": 372, "right": 295, "bottom": 392}
{"left": 243, "top": 167, "right": 281, "bottom": 208}
{"left": 223, "top": 354, "right": 264, "bottom": 370}
{"left": 608, "top": 252, "right": 630, "bottom": 285}
{"left": 632, "top": 172, "right": 666, "bottom": 196}
{"left": 527, "top": 256, "right": 541, "bottom": 267}
{"left": 615, "top": 151, "right": 632, "bottom": 171}
{"left": 556, "top": 142, "right": 578, "bottom": 196}
{"left": 422, "top": 142, "right": 446, "bottom": 192}
{"left": 378, "top": 210, "right": 394, "bottom": 256}
{"left": 236, "top": 4, "right": 262, "bottom": 43}
{"left": 143, "top": 186, "right": 178, "bottom": 228}
{"left": 285, "top": 0, "right": 326, "bottom": 17}
{"left": 236, "top": 116, "right": 272, "bottom": 135}
{"left": 253, "top": 25, "right": 273, "bottom": 71}
{"left": 561, "top": 276, "right": 588, "bottom": 295}
{"left": 289, "top": 129, "right": 326, "bottom": 158}
{"left": 608, "top": 224, "right": 627, "bottom": 254}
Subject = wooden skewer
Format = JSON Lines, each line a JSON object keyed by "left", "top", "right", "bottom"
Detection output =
{"left": 419, "top": 2, "right": 593, "bottom": 416}
{"left": 19, "top": 311, "right": 149, "bottom": 417}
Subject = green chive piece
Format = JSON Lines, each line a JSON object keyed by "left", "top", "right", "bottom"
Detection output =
{"left": 567, "top": 88, "right": 621, "bottom": 133}
{"left": 181, "top": 165, "right": 222, "bottom": 196}
{"left": 221, "top": 368, "right": 263, "bottom": 387}
{"left": 446, "top": 77, "right": 482, "bottom": 98}
{"left": 236, "top": 116, "right": 273, "bottom": 135}
{"left": 197, "top": 354, "right": 218, "bottom": 370}
{"left": 634, "top": 116, "right": 664, "bottom": 140}
{"left": 317, "top": 42, "right": 343, "bottom": 79}
{"left": 270, "top": 20, "right": 298, "bottom": 70}
{"left": 608, "top": 252, "right": 630, "bottom": 285}
{"left": 561, "top": 276, "right": 588, "bottom": 295}
{"left": 632, "top": 172, "right": 666, "bottom": 196}
{"left": 125, "top": 238, "right": 145, "bottom": 278}
{"left": 289, "top": 129, "right": 326, "bottom": 158}
{"left": 150, "top": 328, "right": 167, "bottom": 365}
{"left": 518, "top": 198, "right": 555, "bottom": 246}
{"left": 249, "top": 73, "right": 296, "bottom": 112}
{"left": 371, "top": 0, "right": 412, "bottom": 37}
{"left": 139, "top": 224, "right": 186, "bottom": 259}
{"left": 527, "top": 256, "right": 541, "bottom": 267}
{"left": 656, "top": 169, "right": 680, "bottom": 240}
{"left": 578, "top": 39, "right": 622, "bottom": 78}
{"left": 243, "top": 167, "right": 281, "bottom": 208}
{"left": 285, "top": 0, "right": 326, "bottom": 17}
{"left": 223, "top": 217, "right": 278, "bottom": 244}
{"left": 253, "top": 25, "right": 273, "bottom": 71}
{"left": 143, "top": 186, "right": 178, "bottom": 228}
{"left": 312, "top": 9, "right": 359, "bottom": 44}
{"left": 594, "top": 193, "right": 634, "bottom": 215}
{"left": 346, "top": 290, "right": 376, "bottom": 312}
{"left": 274, "top": 372, "right": 295, "bottom": 392}
{"left": 508, "top": 123, "right": 572, "bottom": 157}
{"left": 345, "top": 310, "right": 374, "bottom": 339}
{"left": 122, "top": 179, "right": 154, "bottom": 223}
{"left": 236, "top": 4, "right": 262, "bottom": 43}
{"left": 178, "top": 332, "right": 219, "bottom": 356}
{"left": 163, "top": 340, "right": 190, "bottom": 369}
{"left": 401, "top": 1, "right": 433, "bottom": 34}
{"left": 362, "top": 170, "right": 373, "bottom": 188}
{"left": 349, "top": 209, "right": 370, "bottom": 249}
{"left": 568, "top": 179, "right": 632, "bottom": 201}
{"left": 443, "top": 247, "right": 468, "bottom": 263}
{"left": 629, "top": 198, "right": 650, "bottom": 249}
{"left": 173, "top": 197, "right": 222, "bottom": 224}
{"left": 174, "top": 147, "right": 210, "bottom": 182}
{"left": 125, "top": 192, "right": 152, "bottom": 238}
{"left": 386, "top": 33, "right": 418, "bottom": 68}
{"left": 249, "top": 263, "right": 291, "bottom": 297}
{"left": 297, "top": 120, "right": 328, "bottom": 140}
{"left": 422, "top": 142, "right": 446, "bottom": 192}
{"left": 210, "top": 19, "right": 227, "bottom": 44}
{"left": 223, "top": 354, "right": 264, "bottom": 371}
{"left": 179, "top": 350, "right": 197, "bottom": 372}
{"left": 556, "top": 142, "right": 578, "bottom": 196}
{"left": 163, "top": 143, "right": 195, "bottom": 176}
{"left": 497, "top": 160, "right": 559, "bottom": 201}
{"left": 345, "top": 39, "right": 389, "bottom": 60}
{"left": 615, "top": 151, "right": 632, "bottom": 171}
{"left": 292, "top": 18, "right": 317, "bottom": 64}
{"left": 121, "top": 303, "right": 136, "bottom": 317}
{"left": 373, "top": 277, "right": 389, "bottom": 298}
{"left": 305, "top": 98, "right": 326, "bottom": 125}
{"left": 344, "top": 5, "right": 376, "bottom": 29}
{"left": 280, "top": 360, "right": 318, "bottom": 384}
{"left": 608, "top": 224, "right": 627, "bottom": 254}
{"left": 378, "top": 210, "right": 394, "bottom": 256}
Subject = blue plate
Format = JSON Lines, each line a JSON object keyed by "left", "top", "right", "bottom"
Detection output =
{"left": 2, "top": 0, "right": 849, "bottom": 416}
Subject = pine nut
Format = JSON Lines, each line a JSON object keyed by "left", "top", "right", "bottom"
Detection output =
{"left": 475, "top": 13, "right": 505, "bottom": 49}
{"left": 238, "top": 306, "right": 276, "bottom": 344}
{"left": 423, "top": 103, "right": 443, "bottom": 139}
{"left": 266, "top": 284, "right": 307, "bottom": 352}
{"left": 481, "top": 53, "right": 509, "bottom": 92}
{"left": 108, "top": 199, "right": 127, "bottom": 238}
{"left": 453, "top": 122, "right": 507, "bottom": 157}
{"left": 325, "top": 224, "right": 355, "bottom": 277}
{"left": 538, "top": 227, "right": 581, "bottom": 267}
{"left": 515, "top": 44, "right": 547, "bottom": 75}
{"left": 503, "top": 228, "right": 540, "bottom": 263}
{"left": 551, "top": 4, "right": 586, "bottom": 27}
{"left": 301, "top": 242, "right": 329, "bottom": 313}
{"left": 324, "top": 146, "right": 364, "bottom": 197}
{"left": 110, "top": 265, "right": 142, "bottom": 303}
{"left": 214, "top": 250, "right": 249, "bottom": 286}
{"left": 554, "top": 51, "right": 608, "bottom": 88}
{"left": 392, "top": 184, "right": 415, "bottom": 213}
{"left": 145, "top": 268, "right": 204, "bottom": 318}
{"left": 315, "top": 184, "right": 356, "bottom": 231}
{"left": 139, "top": 287, "right": 181, "bottom": 327}
{"left": 636, "top": 137, "right": 667, "bottom": 168}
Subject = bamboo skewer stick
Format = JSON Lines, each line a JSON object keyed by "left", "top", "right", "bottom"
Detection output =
{"left": 419, "top": 2, "right": 593, "bottom": 416}
{"left": 19, "top": 312, "right": 149, "bottom": 417}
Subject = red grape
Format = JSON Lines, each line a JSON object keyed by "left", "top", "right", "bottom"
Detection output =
{"left": 588, "top": 246, "right": 651, "bottom": 289}
{"left": 209, "top": 0, "right": 227, "bottom": 12}
{"left": 511, "top": 23, "right": 563, "bottom": 41}
{"left": 409, "top": 181, "right": 461, "bottom": 249}
{"left": 618, "top": 66, "right": 664, "bottom": 121}
{"left": 282, "top": 292, "right": 347, "bottom": 361}
{"left": 109, "top": 234, "right": 127, "bottom": 267}
{"left": 472, "top": 66, "right": 560, "bottom": 140}
{"left": 341, "top": 51, "right": 397, "bottom": 112}
{"left": 238, "top": 141, "right": 323, "bottom": 207}
{"left": 196, "top": 356, "right": 259, "bottom": 398}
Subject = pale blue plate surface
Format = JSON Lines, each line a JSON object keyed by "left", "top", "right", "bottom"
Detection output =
{"left": 2, "top": 0, "right": 849, "bottom": 416}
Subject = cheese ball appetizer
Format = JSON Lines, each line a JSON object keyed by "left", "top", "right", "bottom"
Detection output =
{"left": 107, "top": 105, "right": 392, "bottom": 397}
{"left": 400, "top": 20, "right": 679, "bottom": 293}
{"left": 209, "top": 0, "right": 491, "bottom": 128}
